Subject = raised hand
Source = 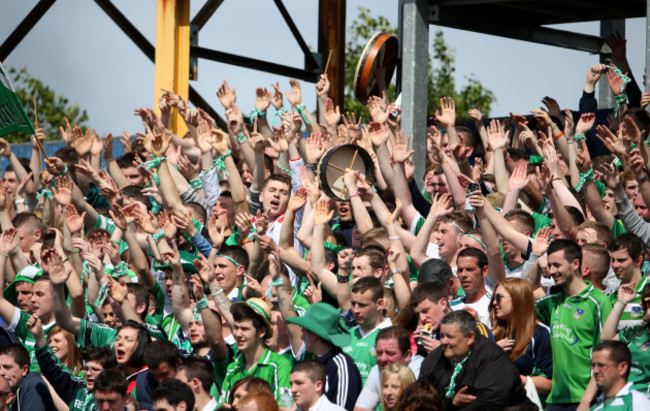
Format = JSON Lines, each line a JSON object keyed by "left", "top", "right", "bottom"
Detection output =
{"left": 575, "top": 113, "right": 596, "bottom": 135}
{"left": 509, "top": 112, "right": 528, "bottom": 130}
{"left": 0, "top": 139, "right": 11, "bottom": 158}
{"left": 313, "top": 199, "right": 333, "bottom": 226}
{"left": 288, "top": 187, "right": 307, "bottom": 213}
{"left": 324, "top": 98, "right": 341, "bottom": 128}
{"left": 532, "top": 226, "right": 551, "bottom": 255}
{"left": 541, "top": 96, "right": 563, "bottom": 121}
{"left": 71, "top": 127, "right": 94, "bottom": 157}
{"left": 467, "top": 103, "right": 483, "bottom": 123}
{"left": 216, "top": 80, "right": 236, "bottom": 109}
{"left": 305, "top": 133, "right": 325, "bottom": 164}
{"left": 315, "top": 74, "right": 330, "bottom": 98}
{"left": 270, "top": 82, "right": 284, "bottom": 109}
{"left": 226, "top": 104, "right": 245, "bottom": 135}
{"left": 234, "top": 212, "right": 252, "bottom": 238}
{"left": 196, "top": 119, "right": 215, "bottom": 153}
{"left": 595, "top": 125, "right": 626, "bottom": 157}
{"left": 606, "top": 64, "right": 628, "bottom": 96}
{"left": 255, "top": 209, "right": 270, "bottom": 235}
{"left": 641, "top": 93, "right": 650, "bottom": 110}
{"left": 210, "top": 128, "right": 230, "bottom": 155}
{"left": 342, "top": 112, "right": 362, "bottom": 144}
{"left": 64, "top": 204, "right": 86, "bottom": 234}
{"left": 367, "top": 96, "right": 389, "bottom": 125}
{"left": 430, "top": 193, "right": 453, "bottom": 218}
{"left": 254, "top": 87, "right": 272, "bottom": 112}
{"left": 253, "top": 234, "right": 278, "bottom": 253}
{"left": 193, "top": 255, "right": 216, "bottom": 285}
{"left": 60, "top": 117, "right": 73, "bottom": 145}
{"left": 586, "top": 64, "right": 607, "bottom": 87}
{"left": 303, "top": 274, "right": 322, "bottom": 304}
{"left": 51, "top": 176, "right": 72, "bottom": 206}
{"left": 285, "top": 78, "right": 302, "bottom": 106}
{"left": 530, "top": 109, "right": 553, "bottom": 128}
{"left": 41, "top": 249, "right": 67, "bottom": 284}
{"left": 434, "top": 97, "right": 456, "bottom": 128}
{"left": 207, "top": 212, "right": 226, "bottom": 247}
{"left": 45, "top": 156, "right": 66, "bottom": 176}
{"left": 622, "top": 115, "right": 645, "bottom": 145}
{"left": 616, "top": 282, "right": 637, "bottom": 305}
{"left": 0, "top": 228, "right": 19, "bottom": 256}
{"left": 391, "top": 131, "right": 414, "bottom": 163}
{"left": 26, "top": 314, "right": 44, "bottom": 347}
{"left": 508, "top": 161, "right": 531, "bottom": 191}
{"left": 487, "top": 119, "right": 510, "bottom": 150}
{"left": 107, "top": 276, "right": 128, "bottom": 304}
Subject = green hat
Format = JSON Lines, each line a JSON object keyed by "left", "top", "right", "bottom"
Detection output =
{"left": 153, "top": 250, "right": 200, "bottom": 274}
{"left": 285, "top": 303, "right": 350, "bottom": 347}
{"left": 230, "top": 297, "right": 273, "bottom": 339}
{"left": 4, "top": 265, "right": 43, "bottom": 306}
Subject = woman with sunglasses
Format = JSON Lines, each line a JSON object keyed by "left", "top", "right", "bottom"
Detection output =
{"left": 602, "top": 282, "right": 650, "bottom": 396}
{"left": 489, "top": 278, "right": 553, "bottom": 397}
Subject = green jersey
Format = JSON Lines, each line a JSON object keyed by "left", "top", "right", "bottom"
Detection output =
{"left": 162, "top": 314, "right": 193, "bottom": 352}
{"left": 610, "top": 275, "right": 649, "bottom": 330}
{"left": 9, "top": 308, "right": 55, "bottom": 372}
{"left": 590, "top": 382, "right": 650, "bottom": 410}
{"left": 218, "top": 348, "right": 293, "bottom": 408}
{"left": 619, "top": 324, "right": 650, "bottom": 396}
{"left": 536, "top": 284, "right": 612, "bottom": 404}
{"left": 78, "top": 318, "right": 117, "bottom": 349}
{"left": 342, "top": 318, "right": 392, "bottom": 385}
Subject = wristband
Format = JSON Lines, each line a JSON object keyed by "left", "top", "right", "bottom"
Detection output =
{"left": 235, "top": 133, "right": 247, "bottom": 144}
{"left": 305, "top": 163, "right": 317, "bottom": 172}
{"left": 553, "top": 131, "right": 564, "bottom": 140}
{"left": 336, "top": 274, "right": 350, "bottom": 283}
{"left": 0, "top": 252, "right": 8, "bottom": 258}
{"left": 349, "top": 191, "right": 360, "bottom": 199}
{"left": 276, "top": 161, "right": 291, "bottom": 175}
{"left": 113, "top": 262, "right": 129, "bottom": 278}
{"left": 249, "top": 109, "right": 267, "bottom": 125}
{"left": 36, "top": 189, "right": 53, "bottom": 201}
{"left": 294, "top": 104, "right": 311, "bottom": 125}
{"left": 195, "top": 295, "right": 209, "bottom": 311}
{"left": 388, "top": 236, "right": 400, "bottom": 241}
{"left": 615, "top": 93, "right": 627, "bottom": 114}
{"left": 213, "top": 150, "right": 232, "bottom": 174}
{"left": 575, "top": 168, "right": 594, "bottom": 192}
{"left": 63, "top": 256, "right": 70, "bottom": 263}
{"left": 13, "top": 198, "right": 25, "bottom": 205}
{"left": 573, "top": 134, "right": 586, "bottom": 142}
{"left": 391, "top": 269, "right": 402, "bottom": 276}
{"left": 190, "top": 178, "right": 203, "bottom": 189}
{"left": 637, "top": 174, "right": 649, "bottom": 184}
{"left": 69, "top": 249, "right": 80, "bottom": 254}
{"left": 152, "top": 231, "right": 167, "bottom": 241}
{"left": 140, "top": 156, "right": 167, "bottom": 170}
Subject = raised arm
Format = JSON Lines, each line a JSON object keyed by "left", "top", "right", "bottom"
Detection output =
{"left": 602, "top": 283, "right": 636, "bottom": 340}
{"left": 310, "top": 200, "right": 339, "bottom": 297}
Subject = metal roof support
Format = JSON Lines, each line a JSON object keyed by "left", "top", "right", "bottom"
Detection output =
{"left": 599, "top": 19, "right": 625, "bottom": 109}
{"left": 400, "top": 0, "right": 430, "bottom": 191}
{"left": 0, "top": 0, "right": 57, "bottom": 61}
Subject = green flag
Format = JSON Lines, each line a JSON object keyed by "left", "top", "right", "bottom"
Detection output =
{"left": 0, "top": 62, "right": 34, "bottom": 137}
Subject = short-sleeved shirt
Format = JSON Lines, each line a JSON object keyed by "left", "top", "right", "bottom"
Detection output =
{"left": 610, "top": 275, "right": 649, "bottom": 330}
{"left": 78, "top": 318, "right": 117, "bottom": 348}
{"left": 451, "top": 292, "right": 492, "bottom": 329}
{"left": 619, "top": 324, "right": 650, "bottom": 396}
{"left": 590, "top": 382, "right": 650, "bottom": 410}
{"left": 9, "top": 308, "right": 55, "bottom": 372}
{"left": 218, "top": 348, "right": 293, "bottom": 408}
{"left": 536, "top": 283, "right": 612, "bottom": 404}
{"left": 342, "top": 318, "right": 392, "bottom": 385}
{"left": 612, "top": 219, "right": 627, "bottom": 239}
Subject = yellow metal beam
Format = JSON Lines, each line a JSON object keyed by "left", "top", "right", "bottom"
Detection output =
{"left": 155, "top": 0, "right": 190, "bottom": 136}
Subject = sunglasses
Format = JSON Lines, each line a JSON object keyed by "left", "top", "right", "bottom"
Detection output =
{"left": 494, "top": 293, "right": 507, "bottom": 303}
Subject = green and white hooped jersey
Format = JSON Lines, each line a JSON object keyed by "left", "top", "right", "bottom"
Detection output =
{"left": 610, "top": 275, "right": 649, "bottom": 330}
{"left": 590, "top": 382, "right": 650, "bottom": 410}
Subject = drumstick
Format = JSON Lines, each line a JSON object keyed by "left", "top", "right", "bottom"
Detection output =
{"left": 32, "top": 96, "right": 49, "bottom": 160}
{"left": 323, "top": 50, "right": 333, "bottom": 74}
{"left": 327, "top": 162, "right": 372, "bottom": 185}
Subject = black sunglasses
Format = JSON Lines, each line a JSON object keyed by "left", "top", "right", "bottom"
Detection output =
{"left": 494, "top": 293, "right": 506, "bottom": 303}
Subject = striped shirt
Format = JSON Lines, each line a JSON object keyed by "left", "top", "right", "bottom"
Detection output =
{"left": 590, "top": 382, "right": 650, "bottom": 410}
{"left": 610, "top": 275, "right": 649, "bottom": 330}
{"left": 316, "top": 348, "right": 362, "bottom": 411}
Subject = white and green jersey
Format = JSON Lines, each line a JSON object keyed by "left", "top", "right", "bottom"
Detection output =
{"left": 342, "top": 318, "right": 392, "bottom": 385}
{"left": 536, "top": 284, "right": 612, "bottom": 404}
{"left": 590, "top": 382, "right": 650, "bottom": 410}
{"left": 162, "top": 314, "right": 193, "bottom": 352}
{"left": 610, "top": 275, "right": 649, "bottom": 330}
{"left": 619, "top": 324, "right": 650, "bottom": 396}
{"left": 9, "top": 307, "right": 55, "bottom": 372}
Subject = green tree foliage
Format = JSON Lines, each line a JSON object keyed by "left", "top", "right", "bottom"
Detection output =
{"left": 6, "top": 66, "right": 88, "bottom": 143}
{"left": 344, "top": 7, "right": 495, "bottom": 121}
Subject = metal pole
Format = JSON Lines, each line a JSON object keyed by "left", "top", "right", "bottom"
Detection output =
{"left": 400, "top": 0, "right": 429, "bottom": 190}
{"left": 599, "top": 19, "right": 625, "bottom": 109}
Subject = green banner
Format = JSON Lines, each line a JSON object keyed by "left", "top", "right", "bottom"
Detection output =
{"left": 0, "top": 62, "right": 34, "bottom": 137}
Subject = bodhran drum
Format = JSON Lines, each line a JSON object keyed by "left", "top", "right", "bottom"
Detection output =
{"left": 353, "top": 32, "right": 398, "bottom": 103}
{"left": 317, "top": 144, "right": 375, "bottom": 201}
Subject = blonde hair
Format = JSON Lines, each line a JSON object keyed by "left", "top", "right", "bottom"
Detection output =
{"left": 380, "top": 363, "right": 416, "bottom": 411}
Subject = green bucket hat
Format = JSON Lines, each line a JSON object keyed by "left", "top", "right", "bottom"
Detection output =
{"left": 153, "top": 250, "right": 200, "bottom": 274}
{"left": 286, "top": 303, "right": 350, "bottom": 347}
{"left": 4, "top": 265, "right": 43, "bottom": 306}
{"left": 230, "top": 297, "right": 273, "bottom": 339}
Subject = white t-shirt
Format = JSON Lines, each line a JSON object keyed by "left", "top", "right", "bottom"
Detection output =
{"left": 354, "top": 355, "right": 424, "bottom": 410}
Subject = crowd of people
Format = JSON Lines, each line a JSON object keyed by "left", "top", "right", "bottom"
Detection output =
{"left": 1, "top": 32, "right": 650, "bottom": 411}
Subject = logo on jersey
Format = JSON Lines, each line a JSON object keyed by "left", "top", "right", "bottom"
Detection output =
{"left": 630, "top": 306, "right": 643, "bottom": 318}
{"left": 370, "top": 344, "right": 377, "bottom": 357}
{"left": 573, "top": 308, "right": 584, "bottom": 320}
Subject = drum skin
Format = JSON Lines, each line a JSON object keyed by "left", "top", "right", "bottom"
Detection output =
{"left": 317, "top": 144, "right": 375, "bottom": 201}
{"left": 353, "top": 32, "right": 398, "bottom": 103}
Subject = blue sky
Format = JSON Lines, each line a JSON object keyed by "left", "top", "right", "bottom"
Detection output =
{"left": 1, "top": 1, "right": 647, "bottom": 134}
